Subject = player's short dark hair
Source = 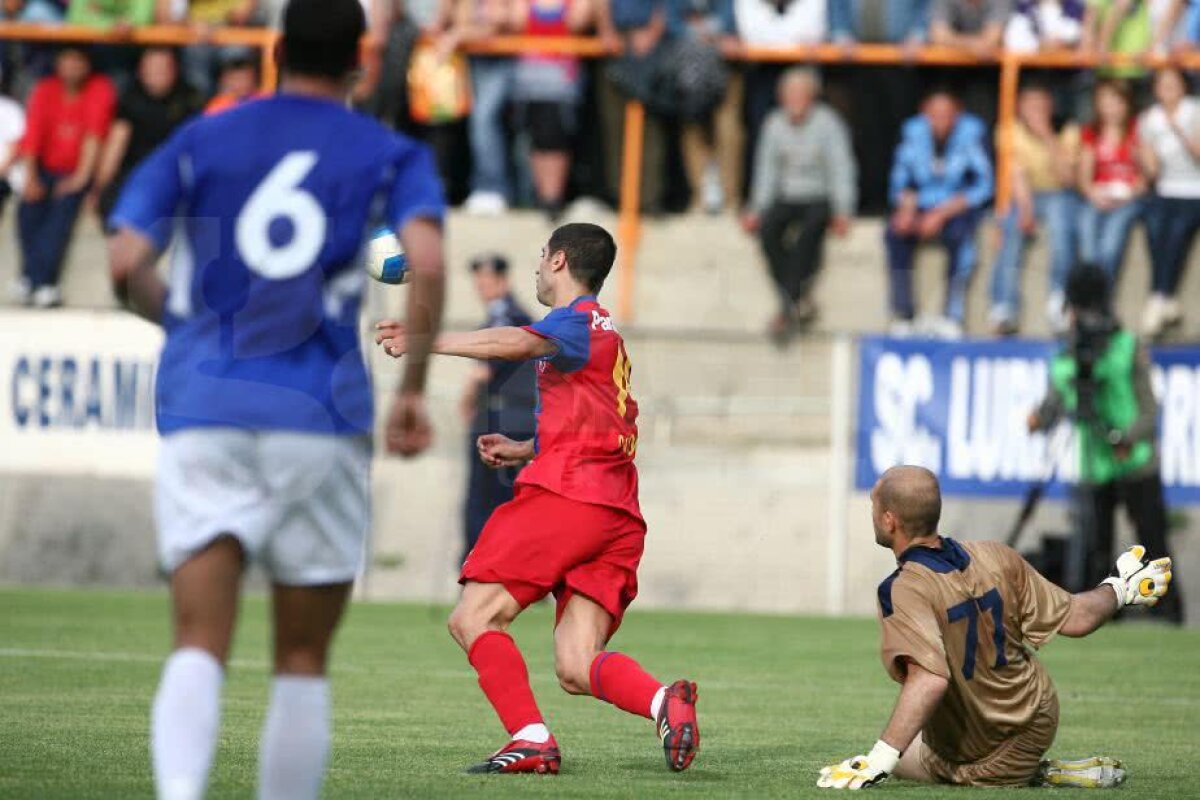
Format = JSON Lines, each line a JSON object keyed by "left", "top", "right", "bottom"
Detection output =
{"left": 878, "top": 466, "right": 942, "bottom": 537}
{"left": 547, "top": 223, "right": 617, "bottom": 294}
{"left": 281, "top": 0, "right": 365, "bottom": 80}
{"left": 469, "top": 253, "right": 509, "bottom": 275}
{"left": 1066, "top": 263, "right": 1111, "bottom": 314}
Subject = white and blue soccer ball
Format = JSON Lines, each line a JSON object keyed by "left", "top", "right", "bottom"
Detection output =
{"left": 364, "top": 226, "right": 409, "bottom": 285}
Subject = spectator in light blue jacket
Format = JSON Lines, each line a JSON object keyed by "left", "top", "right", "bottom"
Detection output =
{"left": 885, "top": 88, "right": 993, "bottom": 338}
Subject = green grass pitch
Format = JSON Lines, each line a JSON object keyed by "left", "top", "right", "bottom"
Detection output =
{"left": 1, "top": 587, "right": 1197, "bottom": 799}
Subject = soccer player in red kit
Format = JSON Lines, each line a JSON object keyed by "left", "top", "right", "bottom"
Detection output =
{"left": 376, "top": 223, "right": 699, "bottom": 775}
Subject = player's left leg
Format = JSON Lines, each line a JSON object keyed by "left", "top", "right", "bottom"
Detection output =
{"left": 554, "top": 593, "right": 700, "bottom": 772}
{"left": 257, "top": 582, "right": 353, "bottom": 800}
{"left": 152, "top": 535, "right": 245, "bottom": 800}
{"left": 449, "top": 581, "right": 560, "bottom": 774}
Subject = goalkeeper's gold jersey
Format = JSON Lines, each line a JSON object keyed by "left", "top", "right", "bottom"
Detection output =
{"left": 877, "top": 538, "right": 1072, "bottom": 766}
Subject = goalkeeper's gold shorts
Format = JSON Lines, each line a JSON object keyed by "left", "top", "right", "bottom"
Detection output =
{"left": 918, "top": 691, "right": 1059, "bottom": 787}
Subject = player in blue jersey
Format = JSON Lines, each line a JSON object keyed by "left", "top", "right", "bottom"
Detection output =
{"left": 106, "top": 1, "right": 446, "bottom": 798}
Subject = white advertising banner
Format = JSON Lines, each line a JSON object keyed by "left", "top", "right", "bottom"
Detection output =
{"left": 0, "top": 310, "right": 162, "bottom": 478}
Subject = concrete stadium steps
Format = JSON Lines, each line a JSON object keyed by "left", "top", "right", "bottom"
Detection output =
{"left": 5, "top": 207, "right": 1198, "bottom": 340}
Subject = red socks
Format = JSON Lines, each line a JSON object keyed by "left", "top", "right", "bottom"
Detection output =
{"left": 467, "top": 631, "right": 545, "bottom": 736}
{"left": 467, "top": 635, "right": 662, "bottom": 732}
{"left": 589, "top": 652, "right": 662, "bottom": 720}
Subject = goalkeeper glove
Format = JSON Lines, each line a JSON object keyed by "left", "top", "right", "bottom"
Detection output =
{"left": 817, "top": 741, "right": 900, "bottom": 790}
{"left": 1101, "top": 545, "right": 1172, "bottom": 610}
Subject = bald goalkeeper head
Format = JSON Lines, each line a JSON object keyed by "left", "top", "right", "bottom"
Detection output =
{"left": 870, "top": 466, "right": 942, "bottom": 553}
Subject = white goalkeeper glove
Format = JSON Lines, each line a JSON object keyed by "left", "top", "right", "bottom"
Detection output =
{"left": 1101, "top": 545, "right": 1172, "bottom": 610}
{"left": 817, "top": 741, "right": 900, "bottom": 790}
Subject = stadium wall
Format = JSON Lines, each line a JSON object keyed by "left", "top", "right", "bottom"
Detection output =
{"left": 3, "top": 308, "right": 1198, "bottom": 623}
{"left": 2, "top": 211, "right": 1198, "bottom": 621}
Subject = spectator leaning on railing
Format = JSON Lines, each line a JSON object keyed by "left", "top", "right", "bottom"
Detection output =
{"left": 742, "top": 67, "right": 856, "bottom": 345}
{"left": 988, "top": 83, "right": 1081, "bottom": 336}
{"left": 510, "top": 0, "right": 593, "bottom": 221}
{"left": 91, "top": 47, "right": 201, "bottom": 224}
{"left": 1081, "top": 0, "right": 1156, "bottom": 81}
{"left": 358, "top": 0, "right": 454, "bottom": 130}
{"left": 929, "top": 0, "right": 1010, "bottom": 124}
{"left": 1077, "top": 78, "right": 1144, "bottom": 281}
{"left": 734, "top": 0, "right": 827, "bottom": 203}
{"left": 361, "top": 0, "right": 470, "bottom": 202}
{"left": 1004, "top": 0, "right": 1085, "bottom": 52}
{"left": 827, "top": 0, "right": 929, "bottom": 213}
{"left": 668, "top": 0, "right": 742, "bottom": 215}
{"left": 929, "top": 0, "right": 1010, "bottom": 58}
{"left": 598, "top": 0, "right": 669, "bottom": 213}
{"left": 1138, "top": 65, "right": 1200, "bottom": 338}
{"left": 886, "top": 87, "right": 993, "bottom": 339}
{"left": 156, "top": 0, "right": 260, "bottom": 97}
{"left": 14, "top": 45, "right": 115, "bottom": 309}
{"left": 451, "top": 0, "right": 521, "bottom": 215}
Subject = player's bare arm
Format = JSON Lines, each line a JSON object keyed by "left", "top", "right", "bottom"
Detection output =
{"left": 383, "top": 216, "right": 446, "bottom": 458}
{"left": 477, "top": 433, "right": 534, "bottom": 469}
{"left": 1059, "top": 586, "right": 1124, "bottom": 637}
{"left": 376, "top": 322, "right": 555, "bottom": 362}
{"left": 879, "top": 662, "right": 948, "bottom": 757}
{"left": 395, "top": 216, "right": 446, "bottom": 393}
{"left": 107, "top": 228, "right": 167, "bottom": 324}
{"left": 818, "top": 661, "right": 947, "bottom": 790}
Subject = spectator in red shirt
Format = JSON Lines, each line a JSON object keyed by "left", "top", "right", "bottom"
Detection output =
{"left": 1077, "top": 79, "right": 1146, "bottom": 282}
{"left": 14, "top": 46, "right": 115, "bottom": 308}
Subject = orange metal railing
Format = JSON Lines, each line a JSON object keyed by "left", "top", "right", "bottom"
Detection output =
{"left": 4, "top": 22, "right": 1200, "bottom": 320}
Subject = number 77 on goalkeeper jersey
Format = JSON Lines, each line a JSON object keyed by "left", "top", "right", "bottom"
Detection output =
{"left": 377, "top": 223, "right": 700, "bottom": 776}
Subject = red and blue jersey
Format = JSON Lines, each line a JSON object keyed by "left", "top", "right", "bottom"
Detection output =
{"left": 519, "top": 295, "right": 641, "bottom": 521}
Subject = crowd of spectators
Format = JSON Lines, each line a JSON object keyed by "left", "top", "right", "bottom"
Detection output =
{"left": 0, "top": 0, "right": 1198, "bottom": 340}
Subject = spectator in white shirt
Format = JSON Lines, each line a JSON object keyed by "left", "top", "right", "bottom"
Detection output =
{"left": 734, "top": 0, "right": 826, "bottom": 45}
{"left": 1139, "top": 66, "right": 1200, "bottom": 336}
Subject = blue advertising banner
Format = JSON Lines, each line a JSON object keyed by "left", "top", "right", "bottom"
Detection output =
{"left": 855, "top": 336, "right": 1200, "bottom": 506}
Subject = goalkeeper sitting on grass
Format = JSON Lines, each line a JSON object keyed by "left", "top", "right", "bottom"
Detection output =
{"left": 819, "top": 465, "right": 1173, "bottom": 791}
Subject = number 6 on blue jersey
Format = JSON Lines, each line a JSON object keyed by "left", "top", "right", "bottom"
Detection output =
{"left": 235, "top": 151, "right": 327, "bottom": 280}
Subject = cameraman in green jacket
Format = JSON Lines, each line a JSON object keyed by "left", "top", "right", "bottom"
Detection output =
{"left": 1029, "top": 264, "right": 1183, "bottom": 624}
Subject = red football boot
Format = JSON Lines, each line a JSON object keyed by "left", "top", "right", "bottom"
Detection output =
{"left": 465, "top": 735, "right": 561, "bottom": 774}
{"left": 657, "top": 679, "right": 700, "bottom": 772}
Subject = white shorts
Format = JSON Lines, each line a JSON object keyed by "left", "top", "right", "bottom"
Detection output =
{"left": 156, "top": 429, "right": 372, "bottom": 585}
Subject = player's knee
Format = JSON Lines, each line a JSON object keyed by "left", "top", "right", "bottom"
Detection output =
{"left": 554, "top": 651, "right": 593, "bottom": 696}
{"left": 447, "top": 596, "right": 517, "bottom": 650}
{"left": 173, "top": 617, "right": 233, "bottom": 665}
{"left": 556, "top": 663, "right": 591, "bottom": 695}
{"left": 447, "top": 606, "right": 486, "bottom": 650}
{"left": 274, "top": 644, "right": 328, "bottom": 676}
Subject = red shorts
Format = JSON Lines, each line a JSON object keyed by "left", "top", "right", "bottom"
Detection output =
{"left": 460, "top": 485, "right": 646, "bottom": 636}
